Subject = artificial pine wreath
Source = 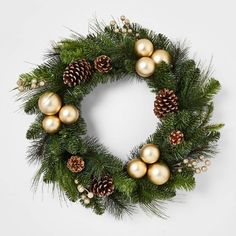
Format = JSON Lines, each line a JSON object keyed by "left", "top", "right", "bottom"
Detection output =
{"left": 16, "top": 16, "right": 223, "bottom": 218}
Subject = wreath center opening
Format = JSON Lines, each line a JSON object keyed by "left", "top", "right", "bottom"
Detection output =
{"left": 81, "top": 78, "right": 158, "bottom": 160}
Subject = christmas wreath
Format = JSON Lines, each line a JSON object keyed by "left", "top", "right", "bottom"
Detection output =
{"left": 16, "top": 16, "right": 223, "bottom": 218}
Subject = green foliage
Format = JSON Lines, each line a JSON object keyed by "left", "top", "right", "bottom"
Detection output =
{"left": 26, "top": 115, "right": 44, "bottom": 139}
{"left": 147, "top": 63, "right": 176, "bottom": 92}
{"left": 103, "top": 192, "right": 135, "bottom": 219}
{"left": 132, "top": 177, "right": 176, "bottom": 203}
{"left": 18, "top": 18, "right": 223, "bottom": 218}
{"left": 176, "top": 60, "right": 221, "bottom": 111}
{"left": 169, "top": 170, "right": 195, "bottom": 191}
{"left": 140, "top": 200, "right": 167, "bottom": 218}
{"left": 112, "top": 172, "right": 136, "bottom": 197}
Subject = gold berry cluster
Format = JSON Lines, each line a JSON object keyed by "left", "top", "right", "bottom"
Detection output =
{"left": 175, "top": 155, "right": 211, "bottom": 174}
{"left": 74, "top": 180, "right": 94, "bottom": 205}
{"left": 17, "top": 78, "right": 46, "bottom": 92}
{"left": 110, "top": 15, "right": 138, "bottom": 36}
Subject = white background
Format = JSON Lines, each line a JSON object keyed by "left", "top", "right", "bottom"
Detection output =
{"left": 0, "top": 0, "right": 235, "bottom": 235}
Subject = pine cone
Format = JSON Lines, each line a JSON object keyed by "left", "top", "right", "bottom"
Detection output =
{"left": 94, "top": 55, "right": 112, "bottom": 73}
{"left": 154, "top": 89, "right": 178, "bottom": 118}
{"left": 67, "top": 156, "right": 85, "bottom": 173}
{"left": 91, "top": 176, "right": 115, "bottom": 197}
{"left": 169, "top": 130, "right": 184, "bottom": 145}
{"left": 63, "top": 59, "right": 92, "bottom": 87}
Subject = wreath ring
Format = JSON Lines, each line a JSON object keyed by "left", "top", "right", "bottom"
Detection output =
{"left": 17, "top": 16, "right": 223, "bottom": 218}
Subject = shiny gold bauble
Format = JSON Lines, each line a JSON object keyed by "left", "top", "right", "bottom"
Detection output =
{"left": 135, "top": 57, "right": 155, "bottom": 77}
{"left": 147, "top": 163, "right": 170, "bottom": 185}
{"left": 135, "top": 39, "right": 154, "bottom": 57}
{"left": 127, "top": 159, "right": 147, "bottom": 179}
{"left": 140, "top": 144, "right": 160, "bottom": 164}
{"left": 151, "top": 49, "right": 171, "bottom": 66}
{"left": 42, "top": 116, "right": 61, "bottom": 133}
{"left": 38, "top": 92, "right": 62, "bottom": 115}
{"left": 59, "top": 105, "right": 80, "bottom": 124}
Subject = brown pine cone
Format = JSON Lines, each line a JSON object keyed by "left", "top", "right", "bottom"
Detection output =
{"left": 91, "top": 176, "right": 115, "bottom": 197}
{"left": 154, "top": 89, "right": 178, "bottom": 118}
{"left": 169, "top": 130, "right": 184, "bottom": 145}
{"left": 67, "top": 156, "right": 85, "bottom": 173}
{"left": 94, "top": 55, "right": 112, "bottom": 73}
{"left": 63, "top": 59, "right": 92, "bottom": 87}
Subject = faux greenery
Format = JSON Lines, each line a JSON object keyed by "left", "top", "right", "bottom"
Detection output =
{"left": 17, "top": 17, "right": 223, "bottom": 218}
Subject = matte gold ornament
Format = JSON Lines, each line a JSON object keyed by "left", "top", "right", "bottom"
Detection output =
{"left": 38, "top": 92, "right": 62, "bottom": 115}
{"left": 140, "top": 144, "right": 160, "bottom": 164}
{"left": 135, "top": 39, "right": 154, "bottom": 57}
{"left": 127, "top": 159, "right": 147, "bottom": 178}
{"left": 59, "top": 105, "right": 80, "bottom": 124}
{"left": 147, "top": 163, "right": 170, "bottom": 185}
{"left": 42, "top": 116, "right": 61, "bottom": 133}
{"left": 135, "top": 57, "right": 155, "bottom": 77}
{"left": 151, "top": 49, "right": 171, "bottom": 66}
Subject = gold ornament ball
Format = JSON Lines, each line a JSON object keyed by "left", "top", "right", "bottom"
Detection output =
{"left": 135, "top": 57, "right": 155, "bottom": 78}
{"left": 151, "top": 49, "right": 171, "bottom": 66}
{"left": 59, "top": 105, "right": 80, "bottom": 124}
{"left": 147, "top": 163, "right": 170, "bottom": 185}
{"left": 42, "top": 116, "right": 61, "bottom": 133}
{"left": 135, "top": 39, "right": 154, "bottom": 57}
{"left": 127, "top": 159, "right": 147, "bottom": 179}
{"left": 140, "top": 144, "right": 160, "bottom": 164}
{"left": 38, "top": 92, "right": 62, "bottom": 115}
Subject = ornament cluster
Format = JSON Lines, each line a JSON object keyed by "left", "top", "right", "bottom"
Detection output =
{"left": 135, "top": 38, "right": 171, "bottom": 78}
{"left": 38, "top": 92, "right": 80, "bottom": 133}
{"left": 127, "top": 144, "right": 170, "bottom": 185}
